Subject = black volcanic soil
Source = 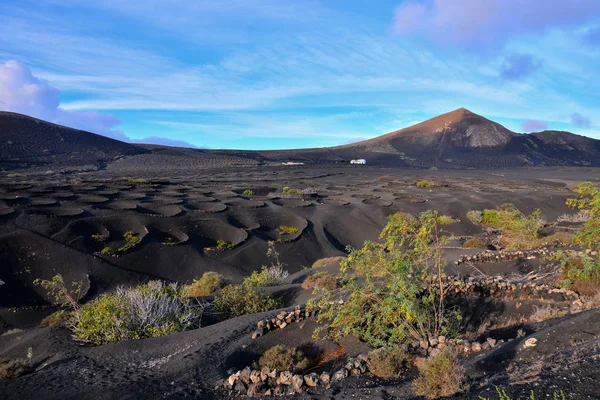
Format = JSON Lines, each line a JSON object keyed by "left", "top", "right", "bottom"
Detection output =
{"left": 0, "top": 165, "right": 599, "bottom": 399}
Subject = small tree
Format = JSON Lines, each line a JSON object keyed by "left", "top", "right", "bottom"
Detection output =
{"left": 34, "top": 274, "right": 83, "bottom": 322}
{"left": 313, "top": 211, "right": 460, "bottom": 347}
{"left": 566, "top": 182, "right": 600, "bottom": 248}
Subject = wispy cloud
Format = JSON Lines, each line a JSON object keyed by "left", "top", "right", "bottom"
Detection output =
{"left": 392, "top": 0, "right": 600, "bottom": 48}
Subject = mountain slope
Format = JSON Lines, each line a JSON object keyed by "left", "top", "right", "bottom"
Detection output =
{"left": 0, "top": 111, "right": 144, "bottom": 170}
{"left": 320, "top": 108, "right": 600, "bottom": 168}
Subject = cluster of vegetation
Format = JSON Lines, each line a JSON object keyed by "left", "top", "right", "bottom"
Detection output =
{"left": 243, "top": 242, "right": 289, "bottom": 287}
{"left": 100, "top": 231, "right": 142, "bottom": 255}
{"left": 301, "top": 271, "right": 337, "bottom": 291}
{"left": 216, "top": 240, "right": 235, "bottom": 250}
{"left": 39, "top": 309, "right": 71, "bottom": 327}
{"left": 311, "top": 211, "right": 461, "bottom": 348}
{"left": 282, "top": 186, "right": 302, "bottom": 195}
{"left": 311, "top": 256, "right": 346, "bottom": 269}
{"left": 413, "top": 349, "right": 465, "bottom": 399}
{"left": 91, "top": 232, "right": 107, "bottom": 242}
{"left": 366, "top": 345, "right": 409, "bottom": 379}
{"left": 186, "top": 272, "right": 230, "bottom": 296}
{"left": 416, "top": 180, "right": 438, "bottom": 188}
{"left": 0, "top": 356, "right": 33, "bottom": 380}
{"left": 462, "top": 237, "right": 487, "bottom": 248}
{"left": 242, "top": 189, "right": 254, "bottom": 196}
{"left": 75, "top": 281, "right": 203, "bottom": 344}
{"left": 467, "top": 204, "right": 548, "bottom": 250}
{"left": 278, "top": 225, "right": 299, "bottom": 236}
{"left": 126, "top": 178, "right": 147, "bottom": 183}
{"left": 213, "top": 284, "right": 282, "bottom": 318}
{"left": 479, "top": 387, "right": 566, "bottom": 400}
{"left": 257, "top": 345, "right": 310, "bottom": 373}
{"left": 547, "top": 250, "right": 600, "bottom": 294}
{"left": 35, "top": 275, "right": 203, "bottom": 345}
{"left": 566, "top": 182, "right": 600, "bottom": 248}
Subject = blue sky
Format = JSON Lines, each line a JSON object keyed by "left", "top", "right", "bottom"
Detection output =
{"left": 0, "top": 0, "right": 599, "bottom": 149}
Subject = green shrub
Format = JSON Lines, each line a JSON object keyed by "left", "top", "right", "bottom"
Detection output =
{"left": 242, "top": 189, "right": 254, "bottom": 196}
{"left": 92, "top": 233, "right": 107, "bottom": 242}
{"left": 74, "top": 281, "right": 203, "bottom": 344}
{"left": 216, "top": 240, "right": 235, "bottom": 250}
{"left": 258, "top": 345, "right": 310, "bottom": 372}
{"left": 413, "top": 349, "right": 465, "bottom": 399}
{"left": 312, "top": 211, "right": 461, "bottom": 348}
{"left": 100, "top": 246, "right": 114, "bottom": 255}
{"left": 546, "top": 250, "right": 600, "bottom": 294}
{"left": 278, "top": 225, "right": 299, "bottom": 235}
{"left": 214, "top": 284, "right": 282, "bottom": 318}
{"left": 282, "top": 186, "right": 302, "bottom": 195}
{"left": 301, "top": 271, "right": 337, "bottom": 291}
{"left": 479, "top": 387, "right": 566, "bottom": 400}
{"left": 566, "top": 182, "right": 600, "bottom": 248}
{"left": 467, "top": 204, "right": 545, "bottom": 250}
{"left": 0, "top": 358, "right": 33, "bottom": 379}
{"left": 243, "top": 241, "right": 289, "bottom": 287}
{"left": 186, "top": 272, "right": 229, "bottom": 296}
{"left": 416, "top": 180, "right": 438, "bottom": 188}
{"left": 366, "top": 346, "right": 409, "bottom": 379}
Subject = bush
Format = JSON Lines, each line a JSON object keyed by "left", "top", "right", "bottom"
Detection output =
{"left": 258, "top": 345, "right": 310, "bottom": 372}
{"left": 39, "top": 310, "right": 72, "bottom": 327}
{"left": 462, "top": 237, "right": 486, "bottom": 248}
{"left": 366, "top": 346, "right": 409, "bottom": 379}
{"left": 216, "top": 240, "right": 235, "bottom": 250}
{"left": 467, "top": 204, "right": 545, "bottom": 250}
{"left": 566, "top": 182, "right": 600, "bottom": 248}
{"left": 282, "top": 186, "right": 302, "bottom": 195}
{"left": 213, "top": 284, "right": 282, "bottom": 318}
{"left": 0, "top": 358, "right": 33, "bottom": 379}
{"left": 413, "top": 349, "right": 465, "bottom": 399}
{"left": 547, "top": 250, "right": 600, "bottom": 294}
{"left": 243, "top": 242, "right": 289, "bottom": 287}
{"left": 311, "top": 256, "right": 346, "bottom": 269}
{"left": 186, "top": 272, "right": 229, "bottom": 296}
{"left": 278, "top": 225, "right": 299, "bottom": 235}
{"left": 313, "top": 211, "right": 461, "bottom": 348}
{"left": 242, "top": 189, "right": 254, "bottom": 196}
{"left": 416, "top": 180, "right": 438, "bottom": 188}
{"left": 74, "top": 281, "right": 203, "bottom": 344}
{"left": 301, "top": 272, "right": 337, "bottom": 291}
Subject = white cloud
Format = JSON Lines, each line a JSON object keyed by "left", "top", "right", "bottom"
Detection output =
{"left": 0, "top": 60, "right": 125, "bottom": 140}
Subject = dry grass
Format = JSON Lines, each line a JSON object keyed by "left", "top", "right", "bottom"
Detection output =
{"left": 0, "top": 358, "right": 33, "bottom": 379}
{"left": 39, "top": 310, "right": 71, "bottom": 327}
{"left": 257, "top": 345, "right": 310, "bottom": 373}
{"left": 1, "top": 328, "right": 23, "bottom": 336}
{"left": 413, "top": 349, "right": 465, "bottom": 399}
{"left": 462, "top": 237, "right": 486, "bottom": 248}
{"left": 529, "top": 305, "right": 565, "bottom": 323}
{"left": 311, "top": 256, "right": 346, "bottom": 269}
{"left": 186, "top": 272, "right": 229, "bottom": 296}
{"left": 301, "top": 272, "right": 337, "bottom": 291}
{"left": 366, "top": 346, "right": 409, "bottom": 379}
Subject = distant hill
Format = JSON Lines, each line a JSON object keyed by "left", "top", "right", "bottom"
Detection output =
{"left": 2, "top": 109, "right": 600, "bottom": 172}
{"left": 0, "top": 111, "right": 144, "bottom": 170}
{"left": 242, "top": 108, "right": 600, "bottom": 168}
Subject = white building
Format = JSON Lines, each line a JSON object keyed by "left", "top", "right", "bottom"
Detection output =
{"left": 350, "top": 159, "right": 366, "bottom": 165}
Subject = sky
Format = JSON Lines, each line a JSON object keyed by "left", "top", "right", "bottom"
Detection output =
{"left": 0, "top": 0, "right": 599, "bottom": 150}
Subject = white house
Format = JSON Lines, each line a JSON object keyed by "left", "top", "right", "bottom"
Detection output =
{"left": 350, "top": 159, "right": 366, "bottom": 165}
